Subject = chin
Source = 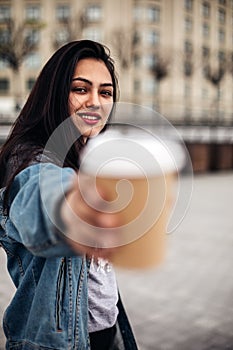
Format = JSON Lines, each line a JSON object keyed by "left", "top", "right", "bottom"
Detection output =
{"left": 83, "top": 126, "right": 105, "bottom": 138}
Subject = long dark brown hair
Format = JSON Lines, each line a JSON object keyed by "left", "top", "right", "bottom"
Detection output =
{"left": 0, "top": 40, "right": 119, "bottom": 196}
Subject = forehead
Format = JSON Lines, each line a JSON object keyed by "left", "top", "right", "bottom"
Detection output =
{"left": 73, "top": 58, "right": 112, "bottom": 82}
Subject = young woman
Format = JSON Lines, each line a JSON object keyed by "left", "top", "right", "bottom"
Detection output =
{"left": 0, "top": 40, "right": 138, "bottom": 350}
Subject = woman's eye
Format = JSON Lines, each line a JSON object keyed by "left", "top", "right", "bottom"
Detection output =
{"left": 72, "top": 87, "right": 87, "bottom": 94}
{"left": 101, "top": 90, "right": 113, "bottom": 97}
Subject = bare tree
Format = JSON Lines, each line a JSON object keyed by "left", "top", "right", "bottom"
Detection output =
{"left": 203, "top": 63, "right": 226, "bottom": 125}
{"left": 110, "top": 28, "right": 138, "bottom": 70}
{"left": 53, "top": 12, "right": 87, "bottom": 49}
{"left": 177, "top": 48, "right": 203, "bottom": 125}
{"left": 0, "top": 18, "right": 44, "bottom": 110}
{"left": 150, "top": 56, "right": 169, "bottom": 81}
{"left": 183, "top": 57, "right": 194, "bottom": 124}
{"left": 150, "top": 54, "right": 170, "bottom": 112}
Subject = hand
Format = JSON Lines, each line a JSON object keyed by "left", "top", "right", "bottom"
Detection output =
{"left": 61, "top": 172, "right": 122, "bottom": 259}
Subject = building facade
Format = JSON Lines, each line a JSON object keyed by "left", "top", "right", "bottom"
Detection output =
{"left": 0, "top": 0, "right": 232, "bottom": 125}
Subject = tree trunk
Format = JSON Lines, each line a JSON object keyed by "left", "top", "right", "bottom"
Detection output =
{"left": 12, "top": 68, "right": 24, "bottom": 112}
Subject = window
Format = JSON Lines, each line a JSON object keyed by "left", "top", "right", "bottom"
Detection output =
{"left": 55, "top": 28, "right": 69, "bottom": 45}
{"left": 142, "top": 78, "right": 158, "bottom": 94}
{"left": 27, "top": 78, "right": 36, "bottom": 91}
{"left": 0, "top": 29, "right": 10, "bottom": 44}
{"left": 134, "top": 80, "right": 140, "bottom": 93}
{"left": 184, "top": 61, "right": 193, "bottom": 76}
{"left": 25, "top": 5, "right": 41, "bottom": 21}
{"left": 133, "top": 53, "right": 141, "bottom": 67}
{"left": 218, "top": 50, "right": 226, "bottom": 64}
{"left": 218, "top": 29, "right": 225, "bottom": 42}
{"left": 0, "top": 5, "right": 11, "bottom": 22}
{"left": 184, "top": 40, "right": 193, "bottom": 54}
{"left": 133, "top": 6, "right": 143, "bottom": 21}
{"left": 202, "top": 22, "right": 210, "bottom": 38}
{"left": 146, "top": 30, "right": 160, "bottom": 45}
{"left": 25, "top": 29, "right": 40, "bottom": 46}
{"left": 202, "top": 46, "right": 210, "bottom": 58}
{"left": 184, "top": 83, "right": 191, "bottom": 97}
{"left": 218, "top": 0, "right": 226, "bottom": 5}
{"left": 132, "top": 31, "right": 140, "bottom": 46}
{"left": 185, "top": 17, "right": 192, "bottom": 32}
{"left": 25, "top": 53, "right": 41, "bottom": 69}
{"left": 144, "top": 53, "right": 158, "bottom": 69}
{"left": 202, "top": 65, "right": 210, "bottom": 77}
{"left": 218, "top": 8, "right": 226, "bottom": 24}
{"left": 147, "top": 6, "right": 160, "bottom": 22}
{"left": 82, "top": 28, "right": 103, "bottom": 42}
{"left": 0, "top": 57, "right": 8, "bottom": 69}
{"left": 0, "top": 78, "right": 9, "bottom": 93}
{"left": 86, "top": 5, "right": 102, "bottom": 22}
{"left": 184, "top": 0, "right": 193, "bottom": 11}
{"left": 202, "top": 2, "right": 210, "bottom": 18}
{"left": 56, "top": 5, "right": 70, "bottom": 22}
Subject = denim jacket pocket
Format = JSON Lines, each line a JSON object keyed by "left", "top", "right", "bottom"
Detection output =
{"left": 56, "top": 257, "right": 66, "bottom": 332}
{"left": 0, "top": 187, "right": 7, "bottom": 232}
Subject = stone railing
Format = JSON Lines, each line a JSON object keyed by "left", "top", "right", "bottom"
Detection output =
{"left": 176, "top": 126, "right": 233, "bottom": 172}
{"left": 1, "top": 123, "right": 232, "bottom": 172}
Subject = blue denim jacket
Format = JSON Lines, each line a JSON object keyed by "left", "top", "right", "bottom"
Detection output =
{"left": 0, "top": 163, "right": 137, "bottom": 350}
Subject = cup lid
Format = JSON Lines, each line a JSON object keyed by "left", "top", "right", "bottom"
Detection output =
{"left": 80, "top": 127, "right": 186, "bottom": 178}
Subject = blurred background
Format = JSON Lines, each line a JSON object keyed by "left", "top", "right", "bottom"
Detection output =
{"left": 0, "top": 0, "right": 233, "bottom": 172}
{"left": 0, "top": 1, "right": 233, "bottom": 349}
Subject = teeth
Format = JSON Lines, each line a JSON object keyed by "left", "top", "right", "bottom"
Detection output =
{"left": 80, "top": 115, "right": 98, "bottom": 120}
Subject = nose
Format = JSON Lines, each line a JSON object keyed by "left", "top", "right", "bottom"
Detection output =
{"left": 86, "top": 91, "right": 100, "bottom": 109}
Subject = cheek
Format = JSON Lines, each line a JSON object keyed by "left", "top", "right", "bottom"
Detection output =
{"left": 68, "top": 95, "right": 82, "bottom": 114}
{"left": 68, "top": 96, "right": 75, "bottom": 115}
{"left": 103, "top": 102, "right": 114, "bottom": 119}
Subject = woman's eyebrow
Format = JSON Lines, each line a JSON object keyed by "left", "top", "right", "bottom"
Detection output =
{"left": 72, "top": 77, "right": 92, "bottom": 84}
{"left": 101, "top": 83, "right": 113, "bottom": 88}
{"left": 72, "top": 77, "right": 113, "bottom": 88}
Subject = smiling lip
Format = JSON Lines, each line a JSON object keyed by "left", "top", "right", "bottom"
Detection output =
{"left": 76, "top": 112, "right": 101, "bottom": 125}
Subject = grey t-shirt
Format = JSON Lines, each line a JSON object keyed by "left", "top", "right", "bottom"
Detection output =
{"left": 88, "top": 257, "right": 119, "bottom": 333}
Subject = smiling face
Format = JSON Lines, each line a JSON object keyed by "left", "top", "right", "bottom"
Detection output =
{"left": 69, "top": 58, "right": 114, "bottom": 139}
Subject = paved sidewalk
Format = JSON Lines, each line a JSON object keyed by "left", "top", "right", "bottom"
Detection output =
{"left": 117, "top": 171, "right": 233, "bottom": 350}
{"left": 0, "top": 172, "right": 233, "bottom": 349}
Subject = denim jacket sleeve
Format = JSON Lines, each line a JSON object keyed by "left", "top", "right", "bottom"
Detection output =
{"left": 4, "top": 162, "right": 78, "bottom": 257}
